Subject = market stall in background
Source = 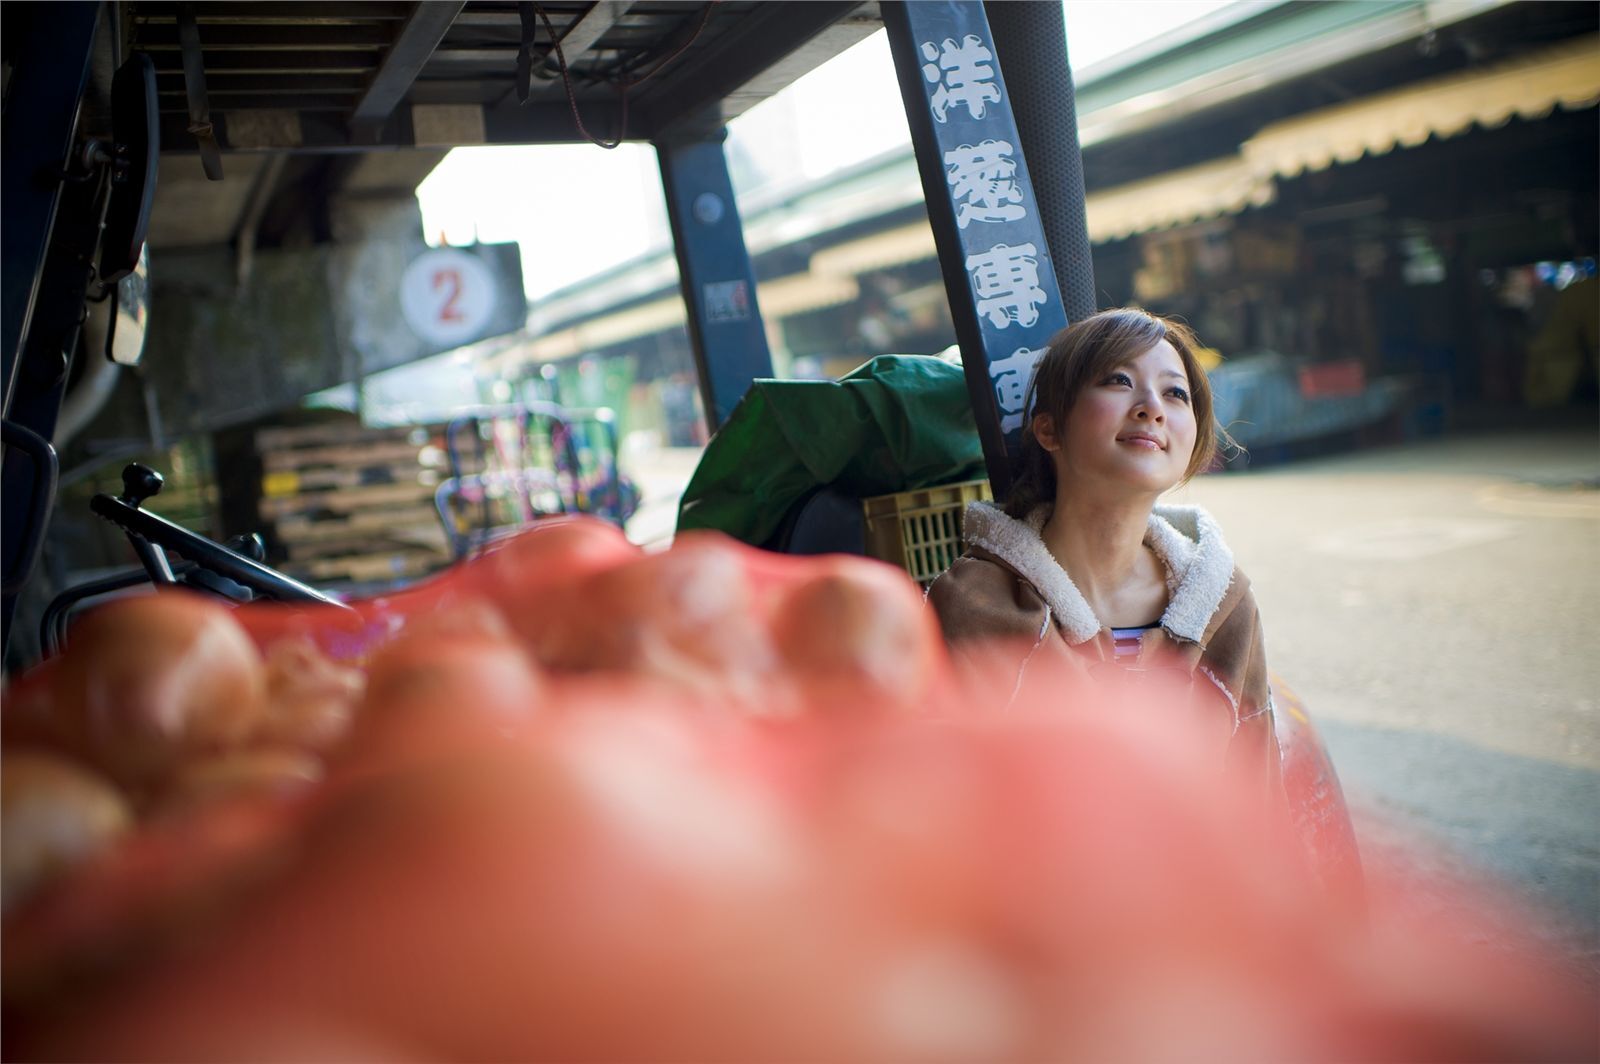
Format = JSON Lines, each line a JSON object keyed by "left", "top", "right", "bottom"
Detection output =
{"left": 483, "top": 1, "right": 1597, "bottom": 476}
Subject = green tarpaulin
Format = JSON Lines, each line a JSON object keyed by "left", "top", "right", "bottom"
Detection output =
{"left": 675, "top": 355, "right": 988, "bottom": 546}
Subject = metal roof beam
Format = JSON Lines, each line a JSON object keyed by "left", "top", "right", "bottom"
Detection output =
{"left": 645, "top": 2, "right": 877, "bottom": 138}
{"left": 132, "top": 4, "right": 411, "bottom": 26}
{"left": 146, "top": 52, "right": 377, "bottom": 74}
{"left": 485, "top": 1, "right": 634, "bottom": 107}
{"left": 157, "top": 74, "right": 368, "bottom": 93}
{"left": 544, "top": 1, "right": 633, "bottom": 74}
{"left": 137, "top": 24, "right": 393, "bottom": 49}
{"left": 428, "top": 48, "right": 522, "bottom": 65}
{"left": 158, "top": 100, "right": 630, "bottom": 153}
{"left": 350, "top": 1, "right": 467, "bottom": 135}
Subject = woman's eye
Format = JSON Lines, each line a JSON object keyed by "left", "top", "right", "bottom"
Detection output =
{"left": 1167, "top": 387, "right": 1191, "bottom": 403}
{"left": 1102, "top": 372, "right": 1132, "bottom": 387}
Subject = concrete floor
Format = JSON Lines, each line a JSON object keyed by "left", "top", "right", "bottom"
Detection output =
{"left": 1170, "top": 427, "right": 1600, "bottom": 770}
{"left": 1174, "top": 425, "right": 1600, "bottom": 970}
{"left": 623, "top": 421, "right": 1600, "bottom": 971}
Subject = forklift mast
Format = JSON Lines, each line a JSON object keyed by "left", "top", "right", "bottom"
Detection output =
{"left": 0, "top": 0, "right": 1097, "bottom": 660}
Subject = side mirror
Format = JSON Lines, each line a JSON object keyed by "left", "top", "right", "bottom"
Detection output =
{"left": 106, "top": 247, "right": 149, "bottom": 367}
{"left": 83, "top": 245, "right": 149, "bottom": 368}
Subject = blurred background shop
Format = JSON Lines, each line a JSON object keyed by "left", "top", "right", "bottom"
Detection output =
{"left": 409, "top": 0, "right": 1597, "bottom": 472}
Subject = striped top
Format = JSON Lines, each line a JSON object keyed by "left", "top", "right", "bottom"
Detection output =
{"left": 1109, "top": 621, "right": 1161, "bottom": 661}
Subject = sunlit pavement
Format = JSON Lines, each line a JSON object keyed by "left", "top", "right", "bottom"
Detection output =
{"left": 623, "top": 423, "right": 1600, "bottom": 970}
{"left": 1170, "top": 422, "right": 1599, "bottom": 973}
{"left": 622, "top": 445, "right": 706, "bottom": 550}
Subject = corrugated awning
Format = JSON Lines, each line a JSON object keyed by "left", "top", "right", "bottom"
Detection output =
{"left": 525, "top": 296, "right": 686, "bottom": 362}
{"left": 518, "top": 273, "right": 861, "bottom": 363}
{"left": 808, "top": 168, "right": 1279, "bottom": 255}
{"left": 757, "top": 273, "right": 861, "bottom": 317}
{"left": 1244, "top": 34, "right": 1600, "bottom": 178}
{"left": 810, "top": 222, "right": 938, "bottom": 277}
{"left": 1085, "top": 35, "right": 1600, "bottom": 243}
{"left": 1086, "top": 156, "right": 1276, "bottom": 244}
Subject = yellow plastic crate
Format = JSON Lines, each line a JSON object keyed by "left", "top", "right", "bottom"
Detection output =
{"left": 862, "top": 479, "right": 993, "bottom": 585}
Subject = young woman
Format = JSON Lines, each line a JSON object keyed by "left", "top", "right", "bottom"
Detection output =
{"left": 928, "top": 308, "right": 1278, "bottom": 786}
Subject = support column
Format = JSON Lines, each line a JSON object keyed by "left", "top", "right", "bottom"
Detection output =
{"left": 882, "top": 1, "right": 1071, "bottom": 499}
{"left": 983, "top": 0, "right": 1096, "bottom": 322}
{"left": 1, "top": 2, "right": 102, "bottom": 656}
{"left": 1, "top": 2, "right": 101, "bottom": 416}
{"left": 655, "top": 131, "right": 773, "bottom": 433}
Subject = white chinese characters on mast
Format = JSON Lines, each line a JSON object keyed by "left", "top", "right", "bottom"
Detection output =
{"left": 966, "top": 243, "right": 1048, "bottom": 330}
{"left": 945, "top": 140, "right": 1026, "bottom": 228}
{"left": 921, "top": 35, "right": 1002, "bottom": 122}
{"left": 988, "top": 345, "right": 1045, "bottom": 433}
{"left": 897, "top": 3, "right": 1069, "bottom": 477}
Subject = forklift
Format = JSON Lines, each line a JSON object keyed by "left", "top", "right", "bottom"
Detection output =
{"left": 0, "top": 1, "right": 1358, "bottom": 890}
{"left": 1, "top": 2, "right": 1084, "bottom": 649}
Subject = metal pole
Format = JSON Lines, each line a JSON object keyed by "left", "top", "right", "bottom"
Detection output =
{"left": 1, "top": 3, "right": 103, "bottom": 657}
{"left": 1, "top": 2, "right": 101, "bottom": 418}
{"left": 882, "top": 1, "right": 1070, "bottom": 498}
{"left": 655, "top": 130, "right": 775, "bottom": 432}
{"left": 983, "top": 0, "right": 1097, "bottom": 321}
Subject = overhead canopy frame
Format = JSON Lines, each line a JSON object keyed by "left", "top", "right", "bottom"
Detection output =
{"left": 131, "top": 1, "right": 881, "bottom": 154}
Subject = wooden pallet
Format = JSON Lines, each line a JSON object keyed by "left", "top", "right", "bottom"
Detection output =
{"left": 258, "top": 482, "right": 440, "bottom": 520}
{"left": 282, "top": 524, "right": 449, "bottom": 561}
{"left": 273, "top": 505, "right": 440, "bottom": 539}
{"left": 255, "top": 423, "right": 427, "bottom": 450}
{"left": 286, "top": 550, "right": 447, "bottom": 585}
{"left": 275, "top": 508, "right": 447, "bottom": 560}
{"left": 255, "top": 421, "right": 453, "bottom": 581}
{"left": 262, "top": 464, "right": 441, "bottom": 497}
{"left": 262, "top": 440, "right": 440, "bottom": 473}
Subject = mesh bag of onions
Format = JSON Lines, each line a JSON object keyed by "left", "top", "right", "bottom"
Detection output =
{"left": 3, "top": 517, "right": 1594, "bottom": 1061}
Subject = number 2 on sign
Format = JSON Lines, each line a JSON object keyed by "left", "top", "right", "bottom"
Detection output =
{"left": 433, "top": 268, "right": 464, "bottom": 322}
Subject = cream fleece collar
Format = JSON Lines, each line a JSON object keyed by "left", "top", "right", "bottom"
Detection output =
{"left": 961, "top": 500, "right": 1236, "bottom": 646}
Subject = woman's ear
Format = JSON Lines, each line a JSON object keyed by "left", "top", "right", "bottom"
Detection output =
{"left": 1032, "top": 412, "right": 1062, "bottom": 453}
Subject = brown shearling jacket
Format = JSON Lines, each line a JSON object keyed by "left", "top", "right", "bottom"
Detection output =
{"left": 928, "top": 501, "right": 1280, "bottom": 790}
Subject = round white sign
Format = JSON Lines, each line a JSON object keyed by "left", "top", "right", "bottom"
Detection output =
{"left": 400, "top": 247, "right": 497, "bottom": 347}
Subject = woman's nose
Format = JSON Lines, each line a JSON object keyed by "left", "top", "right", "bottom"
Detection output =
{"left": 1133, "top": 392, "right": 1164, "bottom": 420}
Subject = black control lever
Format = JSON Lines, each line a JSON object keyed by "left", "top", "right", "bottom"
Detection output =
{"left": 92, "top": 463, "right": 350, "bottom": 609}
{"left": 114, "top": 463, "right": 177, "bottom": 585}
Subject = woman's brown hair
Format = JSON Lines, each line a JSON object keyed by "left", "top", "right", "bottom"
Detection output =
{"left": 1003, "top": 308, "right": 1229, "bottom": 519}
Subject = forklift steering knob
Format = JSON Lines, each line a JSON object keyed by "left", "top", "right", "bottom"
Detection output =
{"left": 119, "top": 463, "right": 164, "bottom": 507}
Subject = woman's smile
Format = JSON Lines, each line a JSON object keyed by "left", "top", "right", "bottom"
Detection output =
{"left": 1117, "top": 431, "right": 1165, "bottom": 451}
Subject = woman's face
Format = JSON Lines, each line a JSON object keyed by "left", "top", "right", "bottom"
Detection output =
{"left": 1041, "top": 339, "right": 1198, "bottom": 496}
